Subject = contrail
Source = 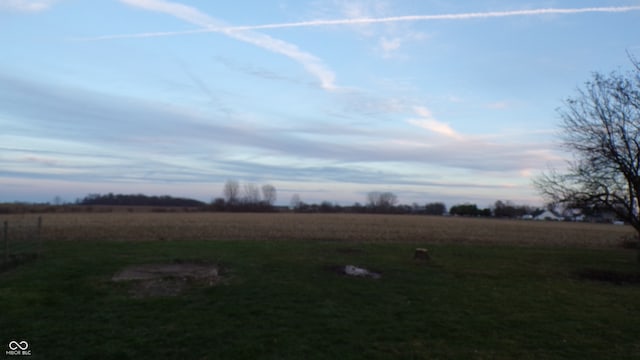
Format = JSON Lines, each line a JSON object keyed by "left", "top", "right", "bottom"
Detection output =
{"left": 225, "top": 6, "right": 640, "bottom": 31}
{"left": 77, "top": 6, "right": 640, "bottom": 41}
{"left": 114, "top": 0, "right": 337, "bottom": 90}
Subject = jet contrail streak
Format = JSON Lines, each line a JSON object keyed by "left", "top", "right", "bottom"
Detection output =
{"left": 228, "top": 6, "right": 640, "bottom": 31}
{"left": 76, "top": 5, "right": 640, "bottom": 41}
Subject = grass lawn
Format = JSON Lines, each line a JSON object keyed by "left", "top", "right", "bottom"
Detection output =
{"left": 1, "top": 240, "right": 639, "bottom": 359}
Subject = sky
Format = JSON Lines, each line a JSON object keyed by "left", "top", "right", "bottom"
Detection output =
{"left": 1, "top": 0, "right": 639, "bottom": 207}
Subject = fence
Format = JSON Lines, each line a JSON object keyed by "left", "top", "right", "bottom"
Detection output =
{"left": 1, "top": 216, "right": 43, "bottom": 270}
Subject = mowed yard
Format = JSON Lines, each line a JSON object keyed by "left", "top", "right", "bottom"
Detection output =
{"left": 1, "top": 213, "right": 639, "bottom": 359}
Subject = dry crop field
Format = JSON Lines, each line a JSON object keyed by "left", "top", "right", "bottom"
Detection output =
{"left": 2, "top": 212, "right": 634, "bottom": 247}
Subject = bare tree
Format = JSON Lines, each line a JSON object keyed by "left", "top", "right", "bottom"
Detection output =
{"left": 535, "top": 55, "right": 640, "bottom": 258}
{"left": 367, "top": 191, "right": 398, "bottom": 211}
{"left": 223, "top": 180, "right": 239, "bottom": 205}
{"left": 261, "top": 184, "right": 277, "bottom": 206}
{"left": 290, "top": 194, "right": 302, "bottom": 210}
{"left": 242, "top": 183, "right": 261, "bottom": 205}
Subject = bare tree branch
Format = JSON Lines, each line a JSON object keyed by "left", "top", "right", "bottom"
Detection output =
{"left": 535, "top": 56, "right": 640, "bottom": 254}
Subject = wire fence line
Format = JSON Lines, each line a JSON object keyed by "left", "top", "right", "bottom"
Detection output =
{"left": 1, "top": 216, "right": 43, "bottom": 270}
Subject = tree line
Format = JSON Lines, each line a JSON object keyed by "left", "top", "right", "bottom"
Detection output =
{"left": 210, "top": 180, "right": 278, "bottom": 212}
{"left": 37, "top": 185, "right": 543, "bottom": 218}
{"left": 78, "top": 193, "right": 206, "bottom": 207}
{"left": 289, "top": 190, "right": 541, "bottom": 218}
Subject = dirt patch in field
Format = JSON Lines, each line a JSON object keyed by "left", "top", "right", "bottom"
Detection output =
{"left": 112, "top": 262, "right": 220, "bottom": 298}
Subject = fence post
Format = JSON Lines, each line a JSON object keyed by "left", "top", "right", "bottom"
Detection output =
{"left": 3, "top": 221, "right": 8, "bottom": 263}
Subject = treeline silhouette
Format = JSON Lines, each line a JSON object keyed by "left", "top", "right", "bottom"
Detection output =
{"left": 210, "top": 198, "right": 278, "bottom": 212}
{"left": 79, "top": 193, "right": 206, "bottom": 207}
{"left": 2, "top": 190, "right": 544, "bottom": 219}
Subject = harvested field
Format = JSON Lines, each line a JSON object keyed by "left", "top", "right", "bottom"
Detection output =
{"left": 2, "top": 212, "right": 633, "bottom": 247}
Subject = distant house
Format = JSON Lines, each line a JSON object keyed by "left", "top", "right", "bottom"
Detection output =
{"left": 572, "top": 215, "right": 585, "bottom": 222}
{"left": 534, "top": 210, "right": 563, "bottom": 221}
{"left": 562, "top": 208, "right": 584, "bottom": 222}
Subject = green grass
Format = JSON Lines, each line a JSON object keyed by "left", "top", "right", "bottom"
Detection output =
{"left": 1, "top": 240, "right": 640, "bottom": 359}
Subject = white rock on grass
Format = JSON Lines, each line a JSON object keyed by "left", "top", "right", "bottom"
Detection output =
{"left": 344, "top": 265, "right": 381, "bottom": 279}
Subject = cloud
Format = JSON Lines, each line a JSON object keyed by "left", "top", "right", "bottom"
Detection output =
{"left": 21, "top": 155, "right": 59, "bottom": 166}
{"left": 214, "top": 56, "right": 300, "bottom": 84}
{"left": 339, "top": 0, "right": 387, "bottom": 19}
{"left": 119, "top": 0, "right": 218, "bottom": 26}
{"left": 407, "top": 106, "right": 462, "bottom": 140}
{"left": 332, "top": 0, "right": 390, "bottom": 36}
{"left": 0, "top": 71, "right": 558, "bottom": 206}
{"left": 0, "top": 71, "right": 556, "bottom": 174}
{"left": 486, "top": 101, "right": 510, "bottom": 110}
{"left": 0, "top": 0, "right": 57, "bottom": 12}
{"left": 176, "top": 59, "right": 233, "bottom": 115}
{"left": 376, "top": 31, "right": 428, "bottom": 58}
{"left": 379, "top": 37, "right": 401, "bottom": 51}
{"left": 117, "top": 0, "right": 337, "bottom": 90}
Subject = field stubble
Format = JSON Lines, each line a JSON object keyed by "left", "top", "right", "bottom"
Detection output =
{"left": 1, "top": 212, "right": 633, "bottom": 247}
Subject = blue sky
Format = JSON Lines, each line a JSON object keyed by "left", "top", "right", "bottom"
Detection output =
{"left": 1, "top": 0, "right": 639, "bottom": 207}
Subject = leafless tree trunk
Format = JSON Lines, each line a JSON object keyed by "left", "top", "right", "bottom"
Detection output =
{"left": 242, "top": 183, "right": 261, "bottom": 205}
{"left": 367, "top": 191, "right": 398, "bottom": 211}
{"left": 223, "top": 180, "right": 239, "bottom": 205}
{"left": 262, "top": 184, "right": 277, "bottom": 206}
{"left": 534, "top": 55, "right": 640, "bottom": 260}
{"left": 290, "top": 194, "right": 302, "bottom": 210}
